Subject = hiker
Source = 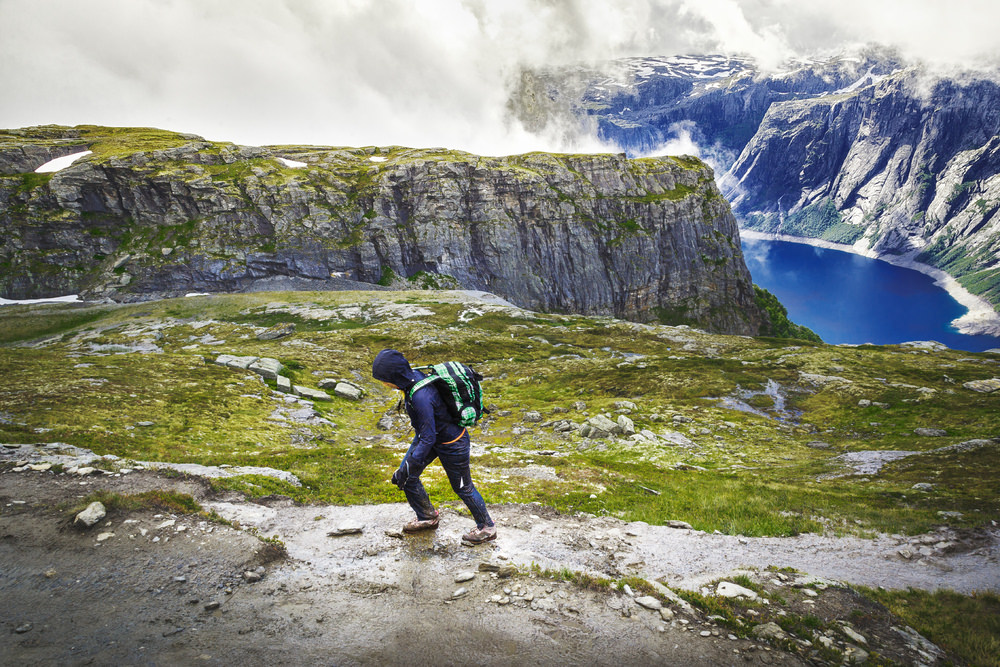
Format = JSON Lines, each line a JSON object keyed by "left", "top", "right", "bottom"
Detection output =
{"left": 372, "top": 348, "right": 497, "bottom": 545}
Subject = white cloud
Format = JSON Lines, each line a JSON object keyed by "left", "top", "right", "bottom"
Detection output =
{"left": 0, "top": 0, "right": 997, "bottom": 154}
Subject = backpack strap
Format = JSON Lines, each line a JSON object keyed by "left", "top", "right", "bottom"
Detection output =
{"left": 407, "top": 375, "right": 438, "bottom": 400}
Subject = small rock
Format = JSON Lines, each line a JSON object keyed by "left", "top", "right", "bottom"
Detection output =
{"left": 332, "top": 382, "right": 365, "bottom": 400}
{"left": 75, "top": 501, "right": 107, "bottom": 527}
{"left": 699, "top": 630, "right": 712, "bottom": 637}
{"left": 454, "top": 571, "right": 476, "bottom": 583}
{"left": 911, "top": 482, "right": 934, "bottom": 491}
{"left": 14, "top": 623, "right": 32, "bottom": 634}
{"left": 841, "top": 625, "right": 868, "bottom": 645}
{"left": 665, "top": 520, "right": 693, "bottom": 530}
{"left": 249, "top": 357, "right": 283, "bottom": 380}
{"left": 752, "top": 621, "right": 787, "bottom": 641}
{"left": 843, "top": 645, "right": 869, "bottom": 664}
{"left": 293, "top": 385, "right": 332, "bottom": 402}
{"left": 914, "top": 428, "right": 947, "bottom": 437}
{"left": 96, "top": 532, "right": 114, "bottom": 542}
{"left": 963, "top": 378, "right": 1000, "bottom": 393}
{"left": 327, "top": 523, "right": 364, "bottom": 537}
{"left": 805, "top": 441, "right": 831, "bottom": 449}
{"left": 257, "top": 323, "right": 296, "bottom": 341}
{"left": 802, "top": 588, "right": 818, "bottom": 597}
{"left": 497, "top": 565, "right": 517, "bottom": 578}
{"left": 452, "top": 587, "right": 468, "bottom": 599}
{"left": 717, "top": 582, "right": 758, "bottom": 600}
{"left": 204, "top": 601, "right": 221, "bottom": 611}
{"left": 523, "top": 411, "right": 543, "bottom": 423}
{"left": 136, "top": 421, "right": 155, "bottom": 427}
{"left": 243, "top": 570, "right": 263, "bottom": 583}
{"left": 635, "top": 596, "right": 662, "bottom": 611}
{"left": 659, "top": 607, "right": 675, "bottom": 621}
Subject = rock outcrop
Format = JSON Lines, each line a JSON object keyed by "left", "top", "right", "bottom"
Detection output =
{"left": 0, "top": 125, "right": 763, "bottom": 335}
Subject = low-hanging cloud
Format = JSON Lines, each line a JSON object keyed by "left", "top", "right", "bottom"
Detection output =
{"left": 1, "top": 0, "right": 997, "bottom": 154}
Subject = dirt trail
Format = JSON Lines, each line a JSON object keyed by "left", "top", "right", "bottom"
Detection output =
{"left": 2, "top": 469, "right": 996, "bottom": 665}
{"left": 212, "top": 496, "right": 1000, "bottom": 595}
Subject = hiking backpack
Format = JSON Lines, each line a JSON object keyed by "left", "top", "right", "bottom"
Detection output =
{"left": 408, "top": 362, "right": 487, "bottom": 427}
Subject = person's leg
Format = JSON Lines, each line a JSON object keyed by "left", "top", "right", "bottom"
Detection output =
{"left": 400, "top": 447, "right": 438, "bottom": 521}
{"left": 438, "top": 435, "right": 493, "bottom": 529}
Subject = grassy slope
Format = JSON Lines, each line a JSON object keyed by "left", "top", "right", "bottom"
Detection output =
{"left": 3, "top": 290, "right": 998, "bottom": 665}
{"left": 1, "top": 290, "right": 997, "bottom": 538}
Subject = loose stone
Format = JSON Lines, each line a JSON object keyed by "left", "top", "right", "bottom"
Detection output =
{"left": 74, "top": 501, "right": 107, "bottom": 527}
{"left": 635, "top": 596, "right": 662, "bottom": 611}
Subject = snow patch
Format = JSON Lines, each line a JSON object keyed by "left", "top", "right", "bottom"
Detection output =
{"left": 276, "top": 157, "right": 307, "bottom": 168}
{"left": 369, "top": 156, "right": 387, "bottom": 162}
{"left": 0, "top": 294, "right": 81, "bottom": 306}
{"left": 34, "top": 151, "right": 92, "bottom": 173}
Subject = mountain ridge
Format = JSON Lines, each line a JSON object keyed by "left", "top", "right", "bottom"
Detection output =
{"left": 0, "top": 125, "right": 765, "bottom": 336}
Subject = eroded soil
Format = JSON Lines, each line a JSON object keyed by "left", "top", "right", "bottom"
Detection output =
{"left": 2, "top": 468, "right": 996, "bottom": 665}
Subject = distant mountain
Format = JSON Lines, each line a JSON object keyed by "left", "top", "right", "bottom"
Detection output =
{"left": 0, "top": 126, "right": 765, "bottom": 336}
{"left": 510, "top": 50, "right": 1000, "bottom": 316}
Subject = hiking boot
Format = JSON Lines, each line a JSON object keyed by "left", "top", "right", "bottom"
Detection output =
{"left": 461, "top": 524, "right": 497, "bottom": 545}
{"left": 403, "top": 511, "right": 439, "bottom": 533}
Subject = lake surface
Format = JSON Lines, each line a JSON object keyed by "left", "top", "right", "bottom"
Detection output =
{"left": 741, "top": 237, "right": 1000, "bottom": 352}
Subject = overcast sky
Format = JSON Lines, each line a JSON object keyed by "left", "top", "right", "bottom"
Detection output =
{"left": 1, "top": 0, "right": 998, "bottom": 155}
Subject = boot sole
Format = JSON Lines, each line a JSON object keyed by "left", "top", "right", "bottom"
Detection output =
{"left": 461, "top": 533, "right": 497, "bottom": 545}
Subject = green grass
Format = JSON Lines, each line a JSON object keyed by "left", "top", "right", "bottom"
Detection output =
{"left": 1, "top": 290, "right": 998, "bottom": 540}
{"left": 860, "top": 587, "right": 1000, "bottom": 667}
{"left": 66, "top": 488, "right": 203, "bottom": 517}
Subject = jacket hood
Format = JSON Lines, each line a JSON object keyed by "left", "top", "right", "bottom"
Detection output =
{"left": 372, "top": 349, "right": 420, "bottom": 389}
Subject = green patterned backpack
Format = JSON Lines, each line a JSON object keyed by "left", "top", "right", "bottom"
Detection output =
{"left": 408, "top": 362, "right": 487, "bottom": 427}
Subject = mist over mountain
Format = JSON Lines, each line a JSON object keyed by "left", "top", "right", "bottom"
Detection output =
{"left": 510, "top": 49, "right": 1000, "bottom": 323}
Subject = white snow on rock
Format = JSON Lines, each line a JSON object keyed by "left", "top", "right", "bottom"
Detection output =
{"left": 34, "top": 151, "right": 92, "bottom": 173}
{"left": 0, "top": 294, "right": 81, "bottom": 307}
{"left": 276, "top": 157, "right": 307, "bottom": 168}
{"left": 369, "top": 156, "right": 387, "bottom": 162}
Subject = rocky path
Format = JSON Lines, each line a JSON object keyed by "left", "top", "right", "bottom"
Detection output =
{"left": 2, "top": 468, "right": 996, "bottom": 665}
{"left": 213, "top": 497, "right": 1000, "bottom": 596}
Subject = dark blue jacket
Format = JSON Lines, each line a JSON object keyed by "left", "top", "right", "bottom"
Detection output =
{"left": 372, "top": 349, "right": 465, "bottom": 466}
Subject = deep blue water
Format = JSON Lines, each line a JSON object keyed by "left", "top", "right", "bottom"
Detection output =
{"left": 741, "top": 238, "right": 1000, "bottom": 352}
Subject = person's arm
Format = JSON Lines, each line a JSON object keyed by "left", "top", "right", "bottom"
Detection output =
{"left": 406, "top": 388, "right": 437, "bottom": 467}
{"left": 390, "top": 388, "right": 437, "bottom": 488}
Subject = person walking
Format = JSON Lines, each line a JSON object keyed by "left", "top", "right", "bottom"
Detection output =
{"left": 372, "top": 348, "right": 497, "bottom": 545}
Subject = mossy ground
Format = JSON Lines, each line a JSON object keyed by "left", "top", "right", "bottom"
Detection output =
{"left": 1, "top": 290, "right": 998, "bottom": 539}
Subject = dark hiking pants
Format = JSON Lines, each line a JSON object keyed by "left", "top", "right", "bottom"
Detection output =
{"left": 400, "top": 431, "right": 493, "bottom": 529}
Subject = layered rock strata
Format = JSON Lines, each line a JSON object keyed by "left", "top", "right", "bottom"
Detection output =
{"left": 0, "top": 126, "right": 763, "bottom": 335}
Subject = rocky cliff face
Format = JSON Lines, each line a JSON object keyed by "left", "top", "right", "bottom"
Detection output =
{"left": 725, "top": 72, "right": 1000, "bottom": 311}
{"left": 0, "top": 126, "right": 764, "bottom": 335}
{"left": 510, "top": 51, "right": 1000, "bottom": 312}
